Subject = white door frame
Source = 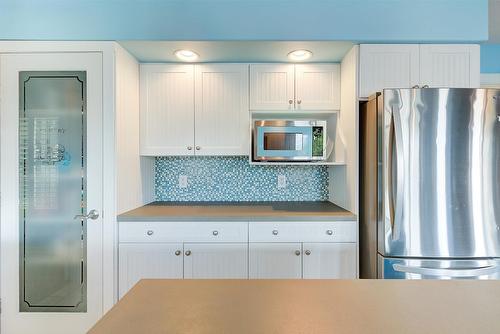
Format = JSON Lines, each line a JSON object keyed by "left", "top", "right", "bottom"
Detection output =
{"left": 0, "top": 42, "right": 118, "bottom": 332}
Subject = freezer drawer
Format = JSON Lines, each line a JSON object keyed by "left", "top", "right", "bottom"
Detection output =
{"left": 378, "top": 255, "right": 500, "bottom": 279}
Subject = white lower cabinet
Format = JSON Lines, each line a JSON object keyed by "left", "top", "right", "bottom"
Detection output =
{"left": 249, "top": 243, "right": 302, "bottom": 279}
{"left": 302, "top": 243, "right": 357, "bottom": 279}
{"left": 184, "top": 243, "right": 248, "bottom": 279}
{"left": 118, "top": 243, "right": 183, "bottom": 298}
{"left": 118, "top": 220, "right": 358, "bottom": 296}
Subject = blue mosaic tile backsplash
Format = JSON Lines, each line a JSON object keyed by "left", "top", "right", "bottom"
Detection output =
{"left": 155, "top": 156, "right": 329, "bottom": 201}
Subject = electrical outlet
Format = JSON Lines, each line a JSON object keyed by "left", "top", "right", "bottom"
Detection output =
{"left": 277, "top": 175, "right": 287, "bottom": 188}
{"left": 178, "top": 175, "right": 188, "bottom": 188}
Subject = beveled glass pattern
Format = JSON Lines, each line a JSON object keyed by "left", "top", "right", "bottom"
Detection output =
{"left": 19, "top": 71, "right": 87, "bottom": 312}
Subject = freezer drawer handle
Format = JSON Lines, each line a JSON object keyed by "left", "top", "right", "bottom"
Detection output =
{"left": 392, "top": 264, "right": 500, "bottom": 277}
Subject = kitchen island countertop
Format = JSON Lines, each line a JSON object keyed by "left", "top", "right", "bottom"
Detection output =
{"left": 89, "top": 279, "right": 500, "bottom": 334}
{"left": 117, "top": 201, "right": 356, "bottom": 222}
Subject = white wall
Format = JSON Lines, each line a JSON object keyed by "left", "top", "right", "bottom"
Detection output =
{"left": 115, "top": 45, "right": 155, "bottom": 214}
{"left": 330, "top": 45, "right": 359, "bottom": 215}
{"left": 481, "top": 73, "right": 500, "bottom": 88}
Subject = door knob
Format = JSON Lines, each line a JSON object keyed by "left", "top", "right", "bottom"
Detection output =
{"left": 187, "top": 146, "right": 193, "bottom": 150}
{"left": 185, "top": 250, "right": 192, "bottom": 256}
{"left": 288, "top": 99, "right": 293, "bottom": 104}
{"left": 305, "top": 250, "right": 311, "bottom": 256}
{"left": 175, "top": 250, "right": 181, "bottom": 256}
{"left": 196, "top": 146, "right": 201, "bottom": 150}
{"left": 74, "top": 209, "right": 99, "bottom": 220}
{"left": 295, "top": 250, "right": 301, "bottom": 256}
{"left": 297, "top": 100, "right": 302, "bottom": 105}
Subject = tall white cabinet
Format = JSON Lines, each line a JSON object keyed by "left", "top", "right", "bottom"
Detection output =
{"left": 140, "top": 63, "right": 249, "bottom": 156}
{"left": 359, "top": 44, "right": 480, "bottom": 98}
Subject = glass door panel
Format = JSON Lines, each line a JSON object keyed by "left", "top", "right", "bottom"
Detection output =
{"left": 19, "top": 71, "right": 87, "bottom": 312}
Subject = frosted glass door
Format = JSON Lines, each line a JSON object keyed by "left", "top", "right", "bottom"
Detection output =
{"left": 19, "top": 72, "right": 87, "bottom": 312}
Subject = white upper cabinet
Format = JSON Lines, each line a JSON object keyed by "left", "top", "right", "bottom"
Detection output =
{"left": 250, "top": 64, "right": 340, "bottom": 111}
{"left": 419, "top": 44, "right": 480, "bottom": 88}
{"left": 183, "top": 243, "right": 248, "bottom": 279}
{"left": 194, "top": 64, "right": 249, "bottom": 155}
{"left": 295, "top": 64, "right": 341, "bottom": 110}
{"left": 359, "top": 44, "right": 420, "bottom": 98}
{"left": 140, "top": 64, "right": 250, "bottom": 156}
{"left": 249, "top": 64, "right": 295, "bottom": 110}
{"left": 140, "top": 64, "right": 195, "bottom": 155}
{"left": 359, "top": 44, "right": 480, "bottom": 98}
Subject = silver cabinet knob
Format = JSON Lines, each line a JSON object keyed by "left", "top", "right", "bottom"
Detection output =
{"left": 212, "top": 230, "right": 219, "bottom": 236}
{"left": 295, "top": 250, "right": 301, "bottom": 256}
{"left": 288, "top": 99, "right": 293, "bottom": 104}
{"left": 305, "top": 250, "right": 311, "bottom": 256}
{"left": 146, "top": 230, "right": 154, "bottom": 236}
{"left": 74, "top": 209, "right": 99, "bottom": 221}
{"left": 272, "top": 229, "right": 278, "bottom": 236}
{"left": 185, "top": 250, "right": 191, "bottom": 256}
{"left": 297, "top": 100, "right": 302, "bottom": 105}
{"left": 187, "top": 146, "right": 193, "bottom": 150}
{"left": 326, "top": 229, "right": 333, "bottom": 235}
{"left": 175, "top": 250, "right": 181, "bottom": 256}
{"left": 195, "top": 146, "right": 201, "bottom": 150}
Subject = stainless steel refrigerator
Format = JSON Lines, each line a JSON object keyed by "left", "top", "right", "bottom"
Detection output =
{"left": 360, "top": 88, "right": 500, "bottom": 279}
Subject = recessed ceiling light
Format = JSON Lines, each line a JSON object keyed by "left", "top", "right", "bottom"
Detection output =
{"left": 287, "top": 49, "right": 313, "bottom": 61}
{"left": 174, "top": 49, "right": 199, "bottom": 62}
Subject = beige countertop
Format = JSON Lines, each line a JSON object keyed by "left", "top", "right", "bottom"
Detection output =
{"left": 89, "top": 279, "right": 500, "bottom": 334}
{"left": 117, "top": 201, "right": 356, "bottom": 222}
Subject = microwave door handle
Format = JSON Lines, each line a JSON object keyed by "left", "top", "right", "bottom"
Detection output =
{"left": 393, "top": 264, "right": 500, "bottom": 277}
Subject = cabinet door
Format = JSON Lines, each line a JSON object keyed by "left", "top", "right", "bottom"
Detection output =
{"left": 194, "top": 64, "right": 249, "bottom": 155}
{"left": 302, "top": 243, "right": 357, "bottom": 279}
{"left": 183, "top": 243, "right": 248, "bottom": 279}
{"left": 359, "top": 44, "right": 420, "bottom": 98}
{"left": 140, "top": 64, "right": 195, "bottom": 155}
{"left": 250, "top": 64, "right": 295, "bottom": 110}
{"left": 249, "top": 243, "right": 302, "bottom": 279}
{"left": 118, "top": 243, "right": 183, "bottom": 298}
{"left": 419, "top": 44, "right": 480, "bottom": 88}
{"left": 295, "top": 64, "right": 340, "bottom": 110}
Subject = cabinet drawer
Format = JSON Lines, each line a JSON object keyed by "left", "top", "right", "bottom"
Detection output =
{"left": 120, "top": 221, "right": 248, "bottom": 243}
{"left": 249, "top": 222, "right": 356, "bottom": 243}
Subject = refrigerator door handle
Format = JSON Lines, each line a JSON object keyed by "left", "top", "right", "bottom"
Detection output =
{"left": 393, "top": 264, "right": 500, "bottom": 277}
{"left": 389, "top": 106, "right": 405, "bottom": 239}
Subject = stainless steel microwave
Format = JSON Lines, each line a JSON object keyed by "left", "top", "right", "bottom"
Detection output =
{"left": 252, "top": 120, "right": 327, "bottom": 162}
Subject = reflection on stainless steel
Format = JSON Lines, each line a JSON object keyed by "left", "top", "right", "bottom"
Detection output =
{"left": 379, "top": 256, "right": 500, "bottom": 279}
{"left": 19, "top": 71, "right": 87, "bottom": 312}
{"left": 252, "top": 119, "right": 327, "bottom": 162}
{"left": 360, "top": 88, "right": 500, "bottom": 279}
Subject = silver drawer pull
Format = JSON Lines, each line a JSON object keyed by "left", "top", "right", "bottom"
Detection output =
{"left": 272, "top": 230, "right": 279, "bottom": 236}
{"left": 175, "top": 250, "right": 181, "bottom": 256}
{"left": 326, "top": 229, "right": 333, "bottom": 235}
{"left": 185, "top": 250, "right": 191, "bottom": 256}
{"left": 295, "top": 250, "right": 301, "bottom": 256}
{"left": 212, "top": 230, "right": 219, "bottom": 236}
{"left": 305, "top": 250, "right": 311, "bottom": 256}
{"left": 146, "top": 230, "right": 154, "bottom": 236}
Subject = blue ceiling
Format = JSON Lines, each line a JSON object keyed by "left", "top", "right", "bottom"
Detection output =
{"left": 0, "top": 0, "right": 488, "bottom": 42}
